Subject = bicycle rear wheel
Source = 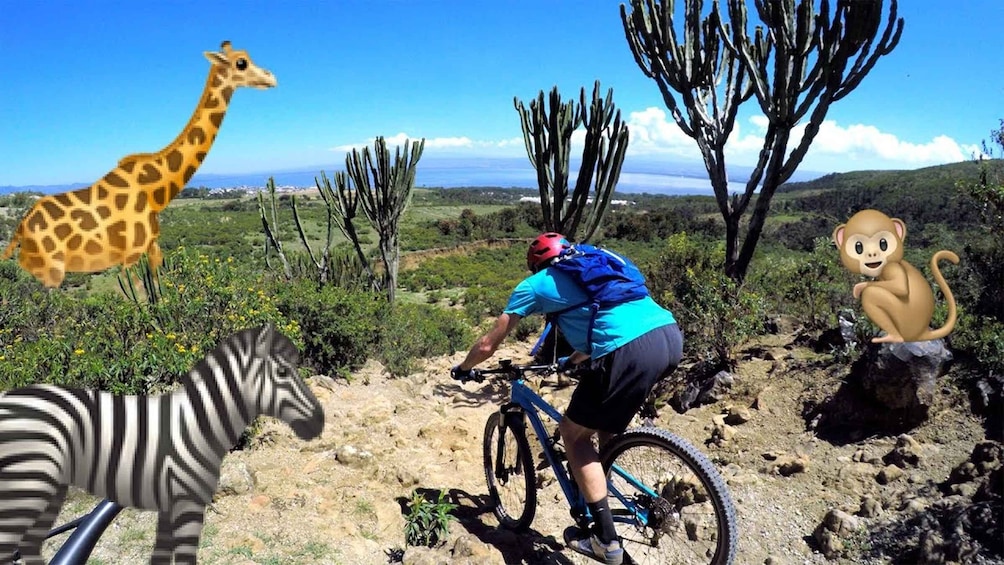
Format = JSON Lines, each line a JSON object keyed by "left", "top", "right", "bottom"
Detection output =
{"left": 600, "top": 427, "right": 738, "bottom": 565}
{"left": 483, "top": 411, "right": 537, "bottom": 531}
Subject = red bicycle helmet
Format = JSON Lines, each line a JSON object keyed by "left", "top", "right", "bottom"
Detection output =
{"left": 527, "top": 232, "right": 570, "bottom": 272}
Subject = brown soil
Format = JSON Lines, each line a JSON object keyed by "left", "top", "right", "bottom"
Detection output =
{"left": 40, "top": 334, "right": 994, "bottom": 565}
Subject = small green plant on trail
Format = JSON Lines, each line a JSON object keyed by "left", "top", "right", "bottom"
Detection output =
{"left": 404, "top": 490, "right": 457, "bottom": 548}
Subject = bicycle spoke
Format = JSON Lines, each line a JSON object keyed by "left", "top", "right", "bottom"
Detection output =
{"left": 602, "top": 428, "right": 737, "bottom": 565}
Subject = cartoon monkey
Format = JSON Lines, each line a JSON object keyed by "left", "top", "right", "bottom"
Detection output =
{"left": 832, "top": 209, "right": 959, "bottom": 343}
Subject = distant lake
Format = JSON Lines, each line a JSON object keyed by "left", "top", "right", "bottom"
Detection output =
{"left": 1, "top": 157, "right": 821, "bottom": 196}
{"left": 189, "top": 157, "right": 782, "bottom": 196}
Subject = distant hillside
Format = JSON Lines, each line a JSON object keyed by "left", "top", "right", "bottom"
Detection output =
{"left": 778, "top": 160, "right": 985, "bottom": 194}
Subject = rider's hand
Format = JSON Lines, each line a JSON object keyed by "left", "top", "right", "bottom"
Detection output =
{"left": 556, "top": 356, "right": 573, "bottom": 372}
{"left": 451, "top": 365, "right": 476, "bottom": 382}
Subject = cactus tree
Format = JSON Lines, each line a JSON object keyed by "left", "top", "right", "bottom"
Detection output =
{"left": 343, "top": 136, "right": 425, "bottom": 303}
{"left": 515, "top": 81, "right": 630, "bottom": 243}
{"left": 622, "top": 0, "right": 903, "bottom": 281}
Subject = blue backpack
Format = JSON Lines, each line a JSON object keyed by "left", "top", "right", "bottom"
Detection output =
{"left": 548, "top": 243, "right": 650, "bottom": 352}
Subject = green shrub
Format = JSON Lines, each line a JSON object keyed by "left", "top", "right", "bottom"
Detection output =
{"left": 404, "top": 490, "right": 457, "bottom": 548}
{"left": 274, "top": 281, "right": 387, "bottom": 378}
{"left": 462, "top": 286, "right": 510, "bottom": 323}
{"left": 747, "top": 237, "right": 852, "bottom": 330}
{"left": 0, "top": 247, "right": 300, "bottom": 394}
{"left": 378, "top": 303, "right": 473, "bottom": 378}
{"left": 650, "top": 232, "right": 766, "bottom": 368}
{"left": 953, "top": 308, "right": 1004, "bottom": 373}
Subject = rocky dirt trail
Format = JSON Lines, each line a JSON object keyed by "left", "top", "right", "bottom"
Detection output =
{"left": 43, "top": 334, "right": 999, "bottom": 565}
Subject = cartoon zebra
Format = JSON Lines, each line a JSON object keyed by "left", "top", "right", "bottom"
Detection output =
{"left": 0, "top": 323, "right": 325, "bottom": 564}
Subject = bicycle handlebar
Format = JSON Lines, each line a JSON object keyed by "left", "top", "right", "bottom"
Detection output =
{"left": 460, "top": 359, "right": 556, "bottom": 383}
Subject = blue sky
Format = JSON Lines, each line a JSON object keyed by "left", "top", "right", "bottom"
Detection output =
{"left": 1, "top": 0, "right": 1000, "bottom": 187}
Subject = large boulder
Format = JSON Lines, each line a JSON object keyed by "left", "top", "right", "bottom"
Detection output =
{"left": 851, "top": 339, "right": 953, "bottom": 424}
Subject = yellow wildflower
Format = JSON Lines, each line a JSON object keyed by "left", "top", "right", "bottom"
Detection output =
{"left": 74, "top": 349, "right": 84, "bottom": 355}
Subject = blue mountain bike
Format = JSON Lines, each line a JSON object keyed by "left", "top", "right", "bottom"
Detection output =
{"left": 464, "top": 359, "right": 738, "bottom": 565}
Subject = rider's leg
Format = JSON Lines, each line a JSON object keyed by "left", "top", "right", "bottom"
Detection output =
{"left": 561, "top": 415, "right": 620, "bottom": 545}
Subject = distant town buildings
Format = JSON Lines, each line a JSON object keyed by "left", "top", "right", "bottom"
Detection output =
{"left": 517, "top": 196, "right": 634, "bottom": 206}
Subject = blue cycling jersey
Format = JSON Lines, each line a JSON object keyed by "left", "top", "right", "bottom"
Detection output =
{"left": 503, "top": 268, "right": 677, "bottom": 359}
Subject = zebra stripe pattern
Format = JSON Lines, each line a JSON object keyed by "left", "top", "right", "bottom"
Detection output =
{"left": 0, "top": 324, "right": 325, "bottom": 564}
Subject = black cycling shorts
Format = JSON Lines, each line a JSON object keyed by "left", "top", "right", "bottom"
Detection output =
{"left": 564, "top": 323, "right": 683, "bottom": 433}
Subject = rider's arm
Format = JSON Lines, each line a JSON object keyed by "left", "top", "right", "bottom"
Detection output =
{"left": 457, "top": 312, "right": 523, "bottom": 371}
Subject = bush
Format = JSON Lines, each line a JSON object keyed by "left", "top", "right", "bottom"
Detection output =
{"left": 378, "top": 303, "right": 473, "bottom": 378}
{"left": 274, "top": 280, "right": 387, "bottom": 378}
{"left": 747, "top": 237, "right": 852, "bottom": 331}
{"left": 649, "top": 232, "right": 766, "bottom": 368}
{"left": 0, "top": 247, "right": 300, "bottom": 393}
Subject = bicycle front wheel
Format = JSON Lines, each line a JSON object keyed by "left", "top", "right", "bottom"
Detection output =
{"left": 600, "top": 427, "right": 738, "bottom": 565}
{"left": 483, "top": 411, "right": 537, "bottom": 531}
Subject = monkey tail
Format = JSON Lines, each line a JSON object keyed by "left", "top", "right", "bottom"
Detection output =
{"left": 2, "top": 222, "right": 22, "bottom": 260}
{"left": 923, "top": 250, "right": 960, "bottom": 340}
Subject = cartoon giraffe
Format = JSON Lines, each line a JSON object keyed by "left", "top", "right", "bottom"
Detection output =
{"left": 2, "top": 41, "right": 276, "bottom": 288}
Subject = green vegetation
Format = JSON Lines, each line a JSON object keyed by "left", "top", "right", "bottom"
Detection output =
{"left": 0, "top": 154, "right": 1001, "bottom": 394}
{"left": 403, "top": 489, "right": 457, "bottom": 548}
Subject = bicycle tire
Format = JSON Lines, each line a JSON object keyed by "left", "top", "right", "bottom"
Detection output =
{"left": 483, "top": 411, "right": 537, "bottom": 531}
{"left": 600, "top": 426, "right": 738, "bottom": 565}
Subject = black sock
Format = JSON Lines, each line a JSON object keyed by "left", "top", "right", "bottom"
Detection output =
{"left": 587, "top": 498, "right": 617, "bottom": 544}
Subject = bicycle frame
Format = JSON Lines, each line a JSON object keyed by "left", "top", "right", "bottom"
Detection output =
{"left": 501, "top": 374, "right": 662, "bottom": 529}
{"left": 12, "top": 499, "right": 123, "bottom": 565}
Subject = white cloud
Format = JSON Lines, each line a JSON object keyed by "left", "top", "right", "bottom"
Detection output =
{"left": 327, "top": 111, "right": 977, "bottom": 173}
{"left": 622, "top": 107, "right": 977, "bottom": 171}
{"left": 331, "top": 133, "right": 524, "bottom": 154}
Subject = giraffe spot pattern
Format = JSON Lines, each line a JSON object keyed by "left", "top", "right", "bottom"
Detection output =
{"left": 153, "top": 187, "right": 166, "bottom": 208}
{"left": 70, "top": 210, "right": 98, "bottom": 231}
{"left": 167, "top": 150, "right": 183, "bottom": 172}
{"left": 209, "top": 112, "right": 224, "bottom": 128}
{"left": 42, "top": 238, "right": 55, "bottom": 253}
{"left": 48, "top": 267, "right": 62, "bottom": 283}
{"left": 134, "top": 192, "right": 148, "bottom": 214}
{"left": 39, "top": 200, "right": 66, "bottom": 221}
{"left": 188, "top": 128, "right": 206, "bottom": 145}
{"left": 76, "top": 189, "right": 92, "bottom": 205}
{"left": 104, "top": 171, "right": 130, "bottom": 188}
{"left": 54, "top": 224, "right": 72, "bottom": 240}
{"left": 183, "top": 165, "right": 198, "bottom": 184}
{"left": 168, "top": 182, "right": 181, "bottom": 200}
{"left": 138, "top": 164, "right": 162, "bottom": 184}
{"left": 97, "top": 185, "right": 109, "bottom": 200}
{"left": 134, "top": 223, "right": 147, "bottom": 247}
{"left": 67, "top": 256, "right": 85, "bottom": 271}
{"left": 27, "top": 211, "right": 48, "bottom": 232}
{"left": 196, "top": 151, "right": 207, "bottom": 163}
{"left": 67, "top": 234, "right": 83, "bottom": 251}
{"left": 84, "top": 240, "right": 103, "bottom": 256}
{"left": 121, "top": 161, "right": 137, "bottom": 174}
{"left": 96, "top": 206, "right": 112, "bottom": 220}
{"left": 115, "top": 194, "right": 130, "bottom": 210}
{"left": 108, "top": 221, "right": 128, "bottom": 251}
{"left": 53, "top": 194, "right": 73, "bottom": 208}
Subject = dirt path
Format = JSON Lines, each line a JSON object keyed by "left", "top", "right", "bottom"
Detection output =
{"left": 42, "top": 336, "right": 994, "bottom": 565}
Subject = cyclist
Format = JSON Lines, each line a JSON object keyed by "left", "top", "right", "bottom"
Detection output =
{"left": 452, "top": 232, "right": 683, "bottom": 565}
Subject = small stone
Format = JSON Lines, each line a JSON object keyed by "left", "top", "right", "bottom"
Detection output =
{"left": 771, "top": 454, "right": 809, "bottom": 477}
{"left": 877, "top": 464, "right": 904, "bottom": 485}
{"left": 216, "top": 459, "right": 256, "bottom": 496}
{"left": 858, "top": 495, "right": 882, "bottom": 518}
{"left": 725, "top": 406, "right": 752, "bottom": 425}
{"left": 248, "top": 494, "right": 271, "bottom": 511}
